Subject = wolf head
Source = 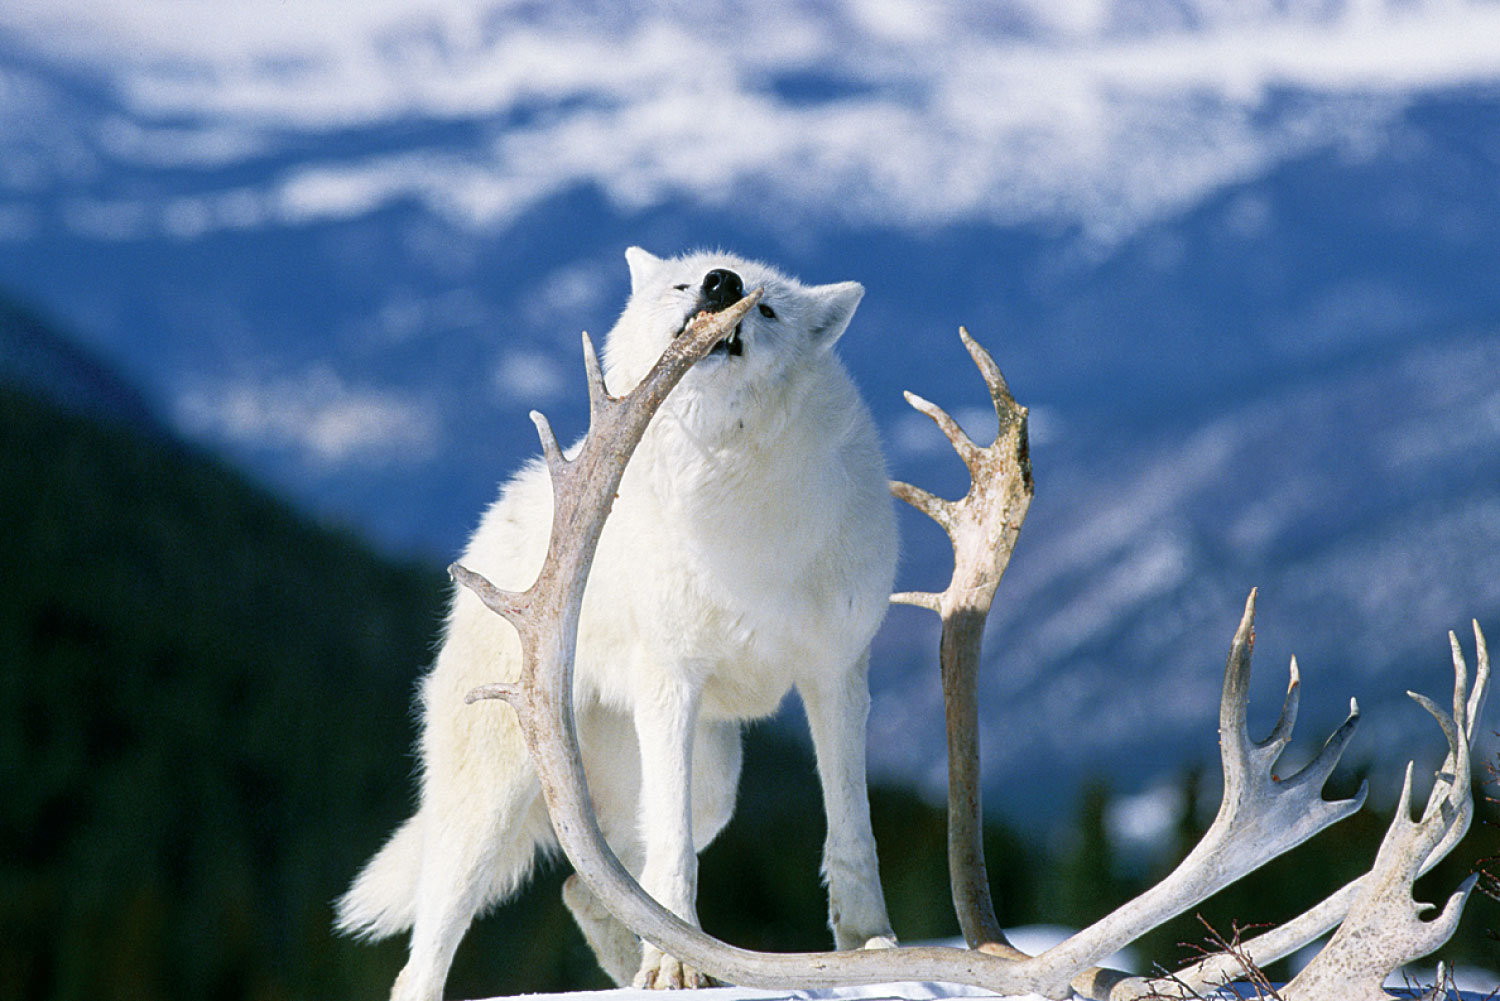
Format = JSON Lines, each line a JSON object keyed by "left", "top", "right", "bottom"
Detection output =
{"left": 601, "top": 248, "right": 865, "bottom": 413}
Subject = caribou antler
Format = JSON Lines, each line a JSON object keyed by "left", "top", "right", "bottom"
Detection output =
{"left": 890, "top": 327, "right": 1033, "bottom": 956}
{"left": 1279, "top": 625, "right": 1488, "bottom": 1001}
{"left": 453, "top": 317, "right": 1419, "bottom": 998}
{"left": 1104, "top": 624, "right": 1490, "bottom": 1000}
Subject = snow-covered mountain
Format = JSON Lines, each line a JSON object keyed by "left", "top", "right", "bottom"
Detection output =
{"left": 2, "top": 0, "right": 1498, "bottom": 823}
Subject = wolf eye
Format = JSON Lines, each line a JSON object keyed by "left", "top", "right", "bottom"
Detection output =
{"left": 758, "top": 304, "right": 776, "bottom": 319}
{"left": 673, "top": 284, "right": 690, "bottom": 291}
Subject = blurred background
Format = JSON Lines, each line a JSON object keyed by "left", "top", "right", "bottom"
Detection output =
{"left": 2, "top": 1, "right": 1498, "bottom": 998}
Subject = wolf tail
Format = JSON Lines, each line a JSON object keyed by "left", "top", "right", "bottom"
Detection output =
{"left": 335, "top": 814, "right": 422, "bottom": 940}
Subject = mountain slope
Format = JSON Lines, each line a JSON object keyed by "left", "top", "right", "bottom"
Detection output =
{"left": 0, "top": 291, "right": 162, "bottom": 434}
{"left": 873, "top": 326, "right": 1500, "bottom": 816}
{"left": 1, "top": 296, "right": 1494, "bottom": 999}
{"left": 0, "top": 380, "right": 447, "bottom": 999}
{"left": 1, "top": 0, "right": 1498, "bottom": 866}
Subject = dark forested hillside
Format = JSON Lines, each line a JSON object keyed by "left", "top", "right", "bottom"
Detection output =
{"left": 0, "top": 293, "right": 162, "bottom": 436}
{"left": 0, "top": 383, "right": 445, "bottom": 1000}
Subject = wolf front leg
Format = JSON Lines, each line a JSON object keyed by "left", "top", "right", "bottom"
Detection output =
{"left": 631, "top": 672, "right": 713, "bottom": 988}
{"left": 800, "top": 653, "right": 897, "bottom": 951}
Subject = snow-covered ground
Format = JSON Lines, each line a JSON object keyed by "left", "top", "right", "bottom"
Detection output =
{"left": 475, "top": 978, "right": 1497, "bottom": 1001}
{"left": 471, "top": 928, "right": 1498, "bottom": 1001}
{"left": 478, "top": 984, "right": 1044, "bottom": 1001}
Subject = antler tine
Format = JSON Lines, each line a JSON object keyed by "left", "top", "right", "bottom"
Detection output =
{"left": 1220, "top": 590, "right": 1257, "bottom": 742}
{"left": 1260, "top": 656, "right": 1302, "bottom": 757}
{"left": 1105, "top": 625, "right": 1490, "bottom": 1001}
{"left": 1463, "top": 621, "right": 1490, "bottom": 741}
{"left": 529, "top": 409, "right": 567, "bottom": 478}
{"left": 1438, "top": 628, "right": 1471, "bottom": 767}
{"left": 904, "top": 390, "right": 984, "bottom": 472}
{"left": 580, "top": 330, "right": 612, "bottom": 428}
{"left": 1281, "top": 698, "right": 1363, "bottom": 798}
{"left": 449, "top": 562, "right": 530, "bottom": 628}
{"left": 1409, "top": 690, "right": 1464, "bottom": 818}
{"left": 465, "top": 681, "right": 523, "bottom": 704}
{"left": 890, "top": 479, "right": 958, "bottom": 535}
{"left": 890, "top": 590, "right": 944, "bottom": 613}
{"left": 959, "top": 326, "right": 1017, "bottom": 412}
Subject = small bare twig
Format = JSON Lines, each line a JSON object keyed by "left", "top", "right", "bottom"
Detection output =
{"left": 1137, "top": 917, "right": 1283, "bottom": 1001}
{"left": 1193, "top": 918, "right": 1282, "bottom": 1001}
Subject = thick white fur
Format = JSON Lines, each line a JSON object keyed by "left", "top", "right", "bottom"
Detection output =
{"left": 336, "top": 248, "right": 898, "bottom": 1000}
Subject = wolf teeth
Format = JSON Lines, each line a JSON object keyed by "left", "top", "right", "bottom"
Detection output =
{"left": 709, "top": 323, "right": 744, "bottom": 356}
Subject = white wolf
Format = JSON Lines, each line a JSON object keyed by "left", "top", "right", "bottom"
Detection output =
{"left": 337, "top": 248, "right": 899, "bottom": 1000}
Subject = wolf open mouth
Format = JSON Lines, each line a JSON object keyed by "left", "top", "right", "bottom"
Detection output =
{"left": 709, "top": 322, "right": 743, "bottom": 356}
{"left": 675, "top": 314, "right": 744, "bottom": 357}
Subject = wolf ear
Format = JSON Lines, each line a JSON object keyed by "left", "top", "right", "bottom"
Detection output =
{"left": 804, "top": 281, "right": 864, "bottom": 348}
{"left": 624, "top": 247, "right": 665, "bottom": 294}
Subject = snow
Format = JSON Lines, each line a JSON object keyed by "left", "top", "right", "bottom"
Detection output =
{"left": 8, "top": 1, "right": 1500, "bottom": 242}
{"left": 464, "top": 933, "right": 1496, "bottom": 1000}
{"left": 476, "top": 982, "right": 1029, "bottom": 1001}
{"left": 471, "top": 977, "right": 1498, "bottom": 1001}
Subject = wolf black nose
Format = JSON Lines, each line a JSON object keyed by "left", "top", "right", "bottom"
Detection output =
{"left": 700, "top": 269, "right": 744, "bottom": 311}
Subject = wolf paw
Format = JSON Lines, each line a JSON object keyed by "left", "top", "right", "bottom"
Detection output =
{"left": 632, "top": 945, "right": 718, "bottom": 990}
{"left": 861, "top": 934, "right": 898, "bottom": 950}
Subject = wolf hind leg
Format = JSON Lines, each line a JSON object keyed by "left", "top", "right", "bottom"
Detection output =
{"left": 562, "top": 872, "right": 642, "bottom": 986}
{"left": 390, "top": 838, "right": 488, "bottom": 1001}
{"left": 390, "top": 759, "right": 543, "bottom": 1001}
{"left": 394, "top": 808, "right": 544, "bottom": 1001}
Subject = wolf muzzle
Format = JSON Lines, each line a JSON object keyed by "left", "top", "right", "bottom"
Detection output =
{"left": 700, "top": 269, "right": 745, "bottom": 356}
